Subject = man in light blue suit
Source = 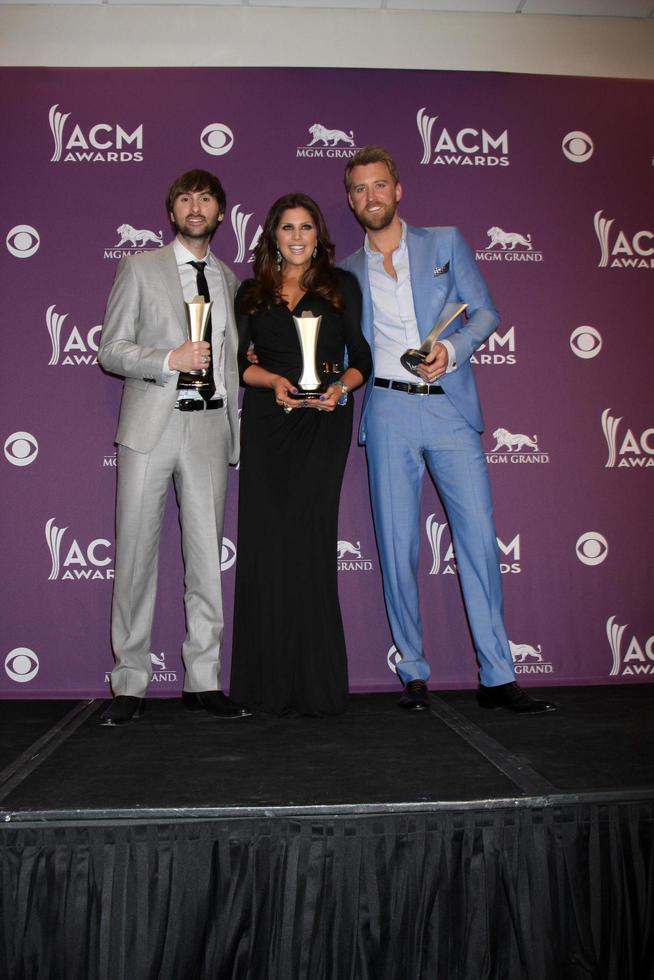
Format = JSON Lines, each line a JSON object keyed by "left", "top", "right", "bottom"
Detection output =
{"left": 341, "top": 146, "right": 555, "bottom": 714}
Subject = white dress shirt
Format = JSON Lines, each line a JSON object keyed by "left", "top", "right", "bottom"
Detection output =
{"left": 164, "top": 238, "right": 227, "bottom": 400}
{"left": 364, "top": 221, "right": 455, "bottom": 382}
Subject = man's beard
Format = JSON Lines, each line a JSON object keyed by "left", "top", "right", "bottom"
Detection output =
{"left": 175, "top": 217, "right": 219, "bottom": 239}
{"left": 356, "top": 200, "right": 397, "bottom": 232}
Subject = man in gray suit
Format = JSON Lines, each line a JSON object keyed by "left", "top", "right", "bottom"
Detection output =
{"left": 98, "top": 169, "right": 250, "bottom": 726}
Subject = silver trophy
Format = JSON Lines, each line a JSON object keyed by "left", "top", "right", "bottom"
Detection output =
{"left": 177, "top": 294, "right": 214, "bottom": 400}
{"left": 400, "top": 302, "right": 468, "bottom": 375}
{"left": 290, "top": 310, "right": 326, "bottom": 400}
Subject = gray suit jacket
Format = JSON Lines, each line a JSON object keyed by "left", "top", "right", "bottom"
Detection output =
{"left": 99, "top": 242, "right": 240, "bottom": 463}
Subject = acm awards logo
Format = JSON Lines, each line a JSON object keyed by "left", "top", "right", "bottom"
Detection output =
{"left": 5, "top": 432, "right": 39, "bottom": 467}
{"left": 417, "top": 107, "right": 509, "bottom": 168}
{"left": 46, "top": 305, "right": 100, "bottom": 367}
{"left": 470, "top": 326, "right": 516, "bottom": 366}
{"left": 485, "top": 427, "right": 549, "bottom": 465}
{"left": 337, "top": 539, "right": 373, "bottom": 572}
{"left": 594, "top": 211, "right": 653, "bottom": 269}
{"left": 46, "top": 518, "right": 114, "bottom": 582}
{"left": 296, "top": 123, "right": 359, "bottom": 159}
{"left": 607, "top": 615, "right": 654, "bottom": 677}
{"left": 425, "top": 516, "right": 521, "bottom": 575}
{"left": 5, "top": 648, "right": 40, "bottom": 684}
{"left": 601, "top": 409, "right": 654, "bottom": 468}
{"left": 103, "top": 222, "right": 164, "bottom": 259}
{"left": 476, "top": 225, "right": 543, "bottom": 264}
{"left": 105, "top": 651, "right": 177, "bottom": 686}
{"left": 49, "top": 105, "right": 143, "bottom": 163}
{"left": 231, "top": 204, "right": 263, "bottom": 264}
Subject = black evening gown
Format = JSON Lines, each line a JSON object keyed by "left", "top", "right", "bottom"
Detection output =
{"left": 230, "top": 269, "right": 371, "bottom": 716}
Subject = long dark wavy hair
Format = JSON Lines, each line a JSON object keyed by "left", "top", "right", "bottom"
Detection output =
{"left": 239, "top": 193, "right": 344, "bottom": 315}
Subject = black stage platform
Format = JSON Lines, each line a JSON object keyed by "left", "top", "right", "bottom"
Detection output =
{"left": 1, "top": 686, "right": 653, "bottom": 979}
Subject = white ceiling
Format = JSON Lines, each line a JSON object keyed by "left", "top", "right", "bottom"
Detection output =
{"left": 2, "top": 0, "right": 653, "bottom": 12}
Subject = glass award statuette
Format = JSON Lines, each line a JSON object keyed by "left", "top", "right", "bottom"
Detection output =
{"left": 177, "top": 294, "right": 214, "bottom": 400}
{"left": 291, "top": 310, "right": 326, "bottom": 400}
{"left": 400, "top": 302, "right": 468, "bottom": 376}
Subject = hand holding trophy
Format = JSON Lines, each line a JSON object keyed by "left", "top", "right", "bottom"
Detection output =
{"left": 177, "top": 294, "right": 215, "bottom": 403}
{"left": 400, "top": 302, "right": 467, "bottom": 376}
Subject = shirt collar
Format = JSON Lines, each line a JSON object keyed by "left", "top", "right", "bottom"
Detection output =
{"left": 174, "top": 237, "right": 213, "bottom": 267}
{"left": 364, "top": 219, "right": 408, "bottom": 259}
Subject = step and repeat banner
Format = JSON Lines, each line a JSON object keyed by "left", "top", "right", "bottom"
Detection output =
{"left": 1, "top": 68, "right": 652, "bottom": 698}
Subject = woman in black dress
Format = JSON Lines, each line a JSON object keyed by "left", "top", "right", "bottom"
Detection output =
{"left": 230, "top": 193, "right": 372, "bottom": 716}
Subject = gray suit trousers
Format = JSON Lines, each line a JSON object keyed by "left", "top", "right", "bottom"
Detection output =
{"left": 110, "top": 407, "right": 230, "bottom": 697}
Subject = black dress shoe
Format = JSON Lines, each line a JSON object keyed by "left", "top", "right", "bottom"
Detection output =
{"left": 100, "top": 695, "right": 144, "bottom": 726}
{"left": 478, "top": 682, "right": 556, "bottom": 714}
{"left": 398, "top": 680, "right": 431, "bottom": 711}
{"left": 182, "top": 690, "right": 252, "bottom": 719}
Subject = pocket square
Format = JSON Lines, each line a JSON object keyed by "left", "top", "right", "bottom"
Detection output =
{"left": 433, "top": 262, "right": 450, "bottom": 276}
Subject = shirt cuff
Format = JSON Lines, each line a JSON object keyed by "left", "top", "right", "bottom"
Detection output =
{"left": 163, "top": 351, "right": 176, "bottom": 377}
{"left": 441, "top": 338, "right": 457, "bottom": 373}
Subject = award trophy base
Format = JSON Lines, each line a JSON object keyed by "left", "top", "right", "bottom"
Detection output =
{"left": 400, "top": 349, "right": 427, "bottom": 375}
{"left": 177, "top": 371, "right": 214, "bottom": 403}
{"left": 289, "top": 384, "right": 326, "bottom": 401}
{"left": 400, "top": 302, "right": 468, "bottom": 377}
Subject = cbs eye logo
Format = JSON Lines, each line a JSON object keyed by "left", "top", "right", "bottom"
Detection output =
{"left": 570, "top": 326, "right": 602, "bottom": 360}
{"left": 562, "top": 131, "right": 594, "bottom": 163}
{"left": 220, "top": 537, "right": 236, "bottom": 571}
{"left": 4, "top": 431, "right": 38, "bottom": 467}
{"left": 386, "top": 645, "right": 403, "bottom": 675}
{"left": 200, "top": 123, "right": 234, "bottom": 156}
{"left": 6, "top": 224, "right": 40, "bottom": 258}
{"left": 5, "top": 648, "right": 40, "bottom": 683}
{"left": 576, "top": 532, "right": 608, "bottom": 566}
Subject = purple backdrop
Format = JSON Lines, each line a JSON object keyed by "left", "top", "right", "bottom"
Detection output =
{"left": 2, "top": 67, "right": 653, "bottom": 698}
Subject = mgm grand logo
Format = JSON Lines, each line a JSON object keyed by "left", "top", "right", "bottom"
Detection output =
{"left": 337, "top": 539, "right": 373, "bottom": 572}
{"left": 105, "top": 651, "right": 177, "bottom": 685}
{"left": 486, "top": 428, "right": 550, "bottom": 465}
{"left": 509, "top": 641, "right": 554, "bottom": 676}
{"left": 297, "top": 123, "right": 359, "bottom": 159}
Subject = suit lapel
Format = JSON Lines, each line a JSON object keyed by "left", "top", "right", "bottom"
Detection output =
{"left": 155, "top": 243, "right": 188, "bottom": 339}
{"left": 406, "top": 226, "right": 438, "bottom": 343}
{"left": 407, "top": 226, "right": 447, "bottom": 340}
{"left": 350, "top": 249, "right": 375, "bottom": 349}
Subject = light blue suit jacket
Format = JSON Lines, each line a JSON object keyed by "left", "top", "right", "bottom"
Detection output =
{"left": 340, "top": 224, "right": 499, "bottom": 442}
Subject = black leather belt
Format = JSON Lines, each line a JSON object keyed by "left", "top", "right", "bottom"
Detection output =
{"left": 175, "top": 398, "right": 224, "bottom": 412}
{"left": 374, "top": 377, "right": 444, "bottom": 395}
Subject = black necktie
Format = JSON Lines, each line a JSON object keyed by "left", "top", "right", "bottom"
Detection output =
{"left": 188, "top": 260, "right": 215, "bottom": 401}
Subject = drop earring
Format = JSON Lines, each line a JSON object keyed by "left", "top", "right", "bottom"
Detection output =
{"left": 276, "top": 249, "right": 282, "bottom": 270}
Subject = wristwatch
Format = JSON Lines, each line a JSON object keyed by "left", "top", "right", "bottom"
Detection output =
{"left": 333, "top": 379, "right": 349, "bottom": 406}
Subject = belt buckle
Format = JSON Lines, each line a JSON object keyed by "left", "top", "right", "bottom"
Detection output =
{"left": 414, "top": 380, "right": 430, "bottom": 396}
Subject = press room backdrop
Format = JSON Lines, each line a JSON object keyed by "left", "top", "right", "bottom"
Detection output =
{"left": 1, "top": 67, "right": 652, "bottom": 698}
